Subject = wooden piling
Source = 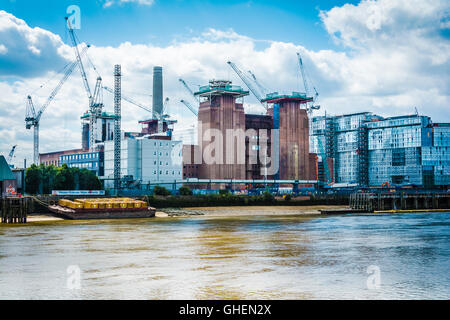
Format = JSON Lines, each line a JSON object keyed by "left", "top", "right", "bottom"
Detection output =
{"left": 1, "top": 197, "right": 28, "bottom": 224}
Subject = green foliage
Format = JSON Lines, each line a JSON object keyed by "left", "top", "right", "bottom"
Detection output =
{"left": 25, "top": 164, "right": 40, "bottom": 194}
{"left": 219, "top": 189, "right": 231, "bottom": 196}
{"left": 263, "top": 190, "right": 275, "bottom": 202}
{"left": 179, "top": 186, "right": 193, "bottom": 196}
{"left": 284, "top": 193, "right": 292, "bottom": 201}
{"left": 24, "top": 163, "right": 102, "bottom": 195}
{"left": 153, "top": 185, "right": 171, "bottom": 196}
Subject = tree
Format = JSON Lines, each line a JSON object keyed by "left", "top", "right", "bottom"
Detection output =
{"left": 25, "top": 164, "right": 40, "bottom": 194}
{"left": 40, "top": 164, "right": 57, "bottom": 194}
{"left": 53, "top": 164, "right": 75, "bottom": 190}
{"left": 153, "top": 185, "right": 171, "bottom": 196}
{"left": 179, "top": 186, "right": 193, "bottom": 196}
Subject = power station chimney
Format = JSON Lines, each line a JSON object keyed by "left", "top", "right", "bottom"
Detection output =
{"left": 152, "top": 66, "right": 163, "bottom": 118}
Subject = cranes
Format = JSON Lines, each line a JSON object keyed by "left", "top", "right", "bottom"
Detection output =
{"left": 179, "top": 78, "right": 200, "bottom": 117}
{"left": 103, "top": 86, "right": 153, "bottom": 114}
{"left": 66, "top": 16, "right": 103, "bottom": 152}
{"left": 7, "top": 145, "right": 17, "bottom": 164}
{"left": 25, "top": 46, "right": 89, "bottom": 164}
{"left": 104, "top": 86, "right": 169, "bottom": 135}
{"left": 180, "top": 99, "right": 198, "bottom": 117}
{"left": 296, "top": 52, "right": 320, "bottom": 116}
{"left": 227, "top": 61, "right": 267, "bottom": 110}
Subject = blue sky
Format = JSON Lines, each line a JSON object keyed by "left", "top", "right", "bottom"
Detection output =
{"left": 0, "top": 0, "right": 449, "bottom": 165}
{"left": 2, "top": 0, "right": 359, "bottom": 50}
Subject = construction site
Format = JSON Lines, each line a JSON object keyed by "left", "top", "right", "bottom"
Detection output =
{"left": 2, "top": 16, "right": 448, "bottom": 197}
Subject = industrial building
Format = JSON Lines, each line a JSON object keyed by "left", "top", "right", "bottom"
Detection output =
{"left": 310, "top": 112, "right": 450, "bottom": 188}
{"left": 103, "top": 136, "right": 183, "bottom": 190}
{"left": 196, "top": 80, "right": 248, "bottom": 180}
{"left": 81, "top": 112, "right": 115, "bottom": 151}
{"left": 40, "top": 148, "right": 84, "bottom": 167}
{"left": 263, "top": 92, "right": 313, "bottom": 181}
{"left": 181, "top": 80, "right": 317, "bottom": 185}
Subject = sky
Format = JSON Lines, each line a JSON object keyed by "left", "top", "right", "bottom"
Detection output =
{"left": 0, "top": 0, "right": 449, "bottom": 167}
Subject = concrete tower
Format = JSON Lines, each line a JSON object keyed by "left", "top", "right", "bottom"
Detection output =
{"left": 152, "top": 66, "right": 163, "bottom": 118}
{"left": 195, "top": 80, "right": 249, "bottom": 180}
{"left": 263, "top": 93, "right": 313, "bottom": 181}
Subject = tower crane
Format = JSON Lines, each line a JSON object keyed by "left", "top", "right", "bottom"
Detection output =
{"left": 296, "top": 52, "right": 320, "bottom": 115}
{"left": 179, "top": 79, "right": 199, "bottom": 102}
{"left": 25, "top": 46, "right": 89, "bottom": 164}
{"left": 247, "top": 70, "right": 267, "bottom": 96}
{"left": 180, "top": 99, "right": 198, "bottom": 117}
{"left": 179, "top": 78, "right": 200, "bottom": 116}
{"left": 7, "top": 145, "right": 17, "bottom": 164}
{"left": 227, "top": 61, "right": 267, "bottom": 109}
{"left": 66, "top": 16, "right": 103, "bottom": 152}
{"left": 103, "top": 86, "right": 153, "bottom": 114}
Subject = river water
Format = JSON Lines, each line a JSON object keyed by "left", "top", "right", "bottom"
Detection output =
{"left": 0, "top": 210, "right": 449, "bottom": 299}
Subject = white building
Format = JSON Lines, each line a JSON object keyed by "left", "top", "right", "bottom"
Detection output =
{"left": 103, "top": 137, "right": 183, "bottom": 189}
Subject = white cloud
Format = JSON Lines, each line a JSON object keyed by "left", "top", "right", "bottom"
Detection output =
{"left": 0, "top": 44, "right": 7, "bottom": 54}
{"left": 0, "top": 11, "right": 72, "bottom": 77}
{"left": 1, "top": 0, "right": 449, "bottom": 166}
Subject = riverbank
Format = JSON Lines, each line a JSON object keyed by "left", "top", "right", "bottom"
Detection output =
{"left": 24, "top": 205, "right": 348, "bottom": 221}
{"left": 160, "top": 205, "right": 348, "bottom": 217}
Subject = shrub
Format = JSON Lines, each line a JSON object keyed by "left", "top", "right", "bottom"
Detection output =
{"left": 284, "top": 193, "right": 292, "bottom": 201}
{"left": 179, "top": 186, "right": 193, "bottom": 196}
{"left": 219, "top": 189, "right": 231, "bottom": 196}
{"left": 153, "top": 185, "right": 171, "bottom": 196}
{"left": 263, "top": 190, "right": 274, "bottom": 202}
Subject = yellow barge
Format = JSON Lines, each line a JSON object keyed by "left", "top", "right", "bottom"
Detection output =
{"left": 48, "top": 198, "right": 156, "bottom": 220}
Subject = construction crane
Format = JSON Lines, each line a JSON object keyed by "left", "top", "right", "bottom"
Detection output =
{"left": 296, "top": 52, "right": 320, "bottom": 115}
{"left": 7, "top": 145, "right": 17, "bottom": 164}
{"left": 66, "top": 16, "right": 103, "bottom": 152}
{"left": 247, "top": 70, "right": 267, "bottom": 96}
{"left": 180, "top": 99, "right": 198, "bottom": 117}
{"left": 25, "top": 46, "right": 89, "bottom": 164}
{"left": 158, "top": 97, "right": 170, "bottom": 133}
{"left": 103, "top": 86, "right": 152, "bottom": 114}
{"left": 227, "top": 61, "right": 266, "bottom": 109}
{"left": 179, "top": 79, "right": 199, "bottom": 102}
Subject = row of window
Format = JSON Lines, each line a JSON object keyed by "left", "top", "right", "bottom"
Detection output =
{"left": 69, "top": 162, "right": 96, "bottom": 169}
{"left": 152, "top": 170, "right": 181, "bottom": 176}
{"left": 61, "top": 153, "right": 98, "bottom": 161}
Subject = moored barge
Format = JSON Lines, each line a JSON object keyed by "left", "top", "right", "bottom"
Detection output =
{"left": 48, "top": 198, "right": 156, "bottom": 220}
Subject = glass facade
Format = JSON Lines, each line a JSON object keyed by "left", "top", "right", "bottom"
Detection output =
{"left": 60, "top": 152, "right": 104, "bottom": 176}
{"left": 310, "top": 113, "right": 449, "bottom": 188}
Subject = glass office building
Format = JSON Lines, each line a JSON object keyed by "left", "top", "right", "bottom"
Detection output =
{"left": 310, "top": 112, "right": 449, "bottom": 188}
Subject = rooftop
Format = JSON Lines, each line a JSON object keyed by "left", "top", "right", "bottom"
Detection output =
{"left": 195, "top": 80, "right": 249, "bottom": 97}
{"left": 80, "top": 112, "right": 118, "bottom": 120}
{"left": 0, "top": 156, "right": 15, "bottom": 181}
{"left": 261, "top": 91, "right": 313, "bottom": 104}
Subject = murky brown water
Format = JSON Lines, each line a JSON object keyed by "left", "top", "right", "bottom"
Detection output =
{"left": 0, "top": 209, "right": 449, "bottom": 299}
